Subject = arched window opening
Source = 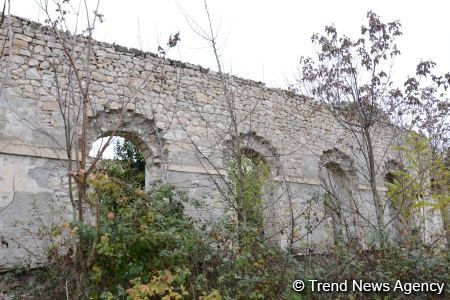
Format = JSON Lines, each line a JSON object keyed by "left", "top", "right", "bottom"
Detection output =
{"left": 319, "top": 150, "right": 360, "bottom": 248}
{"left": 384, "top": 170, "right": 414, "bottom": 220}
{"left": 384, "top": 171, "right": 412, "bottom": 241}
{"left": 323, "top": 162, "right": 349, "bottom": 246}
{"left": 240, "top": 148, "right": 270, "bottom": 177}
{"left": 226, "top": 148, "right": 273, "bottom": 244}
{"left": 90, "top": 135, "right": 146, "bottom": 189}
{"left": 87, "top": 112, "right": 163, "bottom": 190}
{"left": 225, "top": 133, "right": 281, "bottom": 246}
{"left": 229, "top": 149, "right": 270, "bottom": 217}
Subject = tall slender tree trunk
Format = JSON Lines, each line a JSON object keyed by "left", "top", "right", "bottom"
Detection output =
{"left": 364, "top": 128, "right": 385, "bottom": 245}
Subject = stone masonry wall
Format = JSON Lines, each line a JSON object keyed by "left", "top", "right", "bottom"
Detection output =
{"left": 0, "top": 16, "right": 443, "bottom": 268}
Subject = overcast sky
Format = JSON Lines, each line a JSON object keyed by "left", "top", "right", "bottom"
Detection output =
{"left": 12, "top": 0, "right": 450, "bottom": 89}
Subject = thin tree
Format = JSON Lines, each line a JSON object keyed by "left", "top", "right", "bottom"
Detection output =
{"left": 403, "top": 61, "right": 449, "bottom": 245}
{"left": 176, "top": 0, "right": 317, "bottom": 255}
{"left": 294, "top": 11, "right": 408, "bottom": 245}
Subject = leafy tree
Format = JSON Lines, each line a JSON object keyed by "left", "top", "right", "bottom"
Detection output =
{"left": 102, "top": 139, "right": 145, "bottom": 188}
{"left": 114, "top": 139, "right": 146, "bottom": 172}
{"left": 402, "top": 60, "right": 449, "bottom": 245}
{"left": 80, "top": 151, "right": 298, "bottom": 299}
{"left": 87, "top": 173, "right": 203, "bottom": 298}
{"left": 227, "top": 152, "right": 271, "bottom": 249}
{"left": 293, "top": 11, "right": 406, "bottom": 243}
{"left": 387, "top": 132, "right": 450, "bottom": 244}
{"left": 404, "top": 61, "right": 449, "bottom": 152}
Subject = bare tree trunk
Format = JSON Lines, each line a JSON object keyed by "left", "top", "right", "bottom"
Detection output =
{"left": 203, "top": 0, "right": 247, "bottom": 238}
{"left": 364, "top": 129, "right": 385, "bottom": 244}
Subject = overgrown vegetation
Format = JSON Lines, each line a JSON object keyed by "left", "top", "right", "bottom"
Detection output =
{"left": 3, "top": 134, "right": 449, "bottom": 299}
{"left": 111, "top": 139, "right": 146, "bottom": 188}
{"left": 1, "top": 2, "right": 449, "bottom": 299}
{"left": 226, "top": 152, "right": 271, "bottom": 251}
{"left": 6, "top": 140, "right": 298, "bottom": 299}
{"left": 386, "top": 132, "right": 450, "bottom": 243}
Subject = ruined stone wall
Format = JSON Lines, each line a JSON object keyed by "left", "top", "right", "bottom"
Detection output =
{"left": 0, "top": 16, "right": 442, "bottom": 268}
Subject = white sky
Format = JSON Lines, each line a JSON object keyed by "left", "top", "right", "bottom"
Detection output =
{"left": 11, "top": 0, "right": 450, "bottom": 89}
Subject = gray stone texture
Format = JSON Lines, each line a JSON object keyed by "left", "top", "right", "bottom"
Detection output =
{"left": 0, "top": 16, "right": 443, "bottom": 268}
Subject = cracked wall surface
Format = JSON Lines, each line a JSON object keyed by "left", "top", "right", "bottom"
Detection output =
{"left": 0, "top": 15, "right": 444, "bottom": 268}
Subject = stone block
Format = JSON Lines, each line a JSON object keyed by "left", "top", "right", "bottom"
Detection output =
{"left": 42, "top": 101, "right": 60, "bottom": 111}
{"left": 25, "top": 68, "right": 40, "bottom": 80}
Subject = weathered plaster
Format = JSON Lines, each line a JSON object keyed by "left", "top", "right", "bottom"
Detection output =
{"left": 0, "top": 15, "right": 444, "bottom": 267}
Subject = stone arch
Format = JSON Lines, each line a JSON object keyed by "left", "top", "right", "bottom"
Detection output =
{"left": 224, "top": 132, "right": 282, "bottom": 243}
{"left": 319, "top": 149, "right": 358, "bottom": 200}
{"left": 320, "top": 148, "right": 356, "bottom": 176}
{"left": 224, "top": 131, "right": 281, "bottom": 174}
{"left": 319, "top": 148, "right": 360, "bottom": 247}
{"left": 87, "top": 111, "right": 166, "bottom": 189}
